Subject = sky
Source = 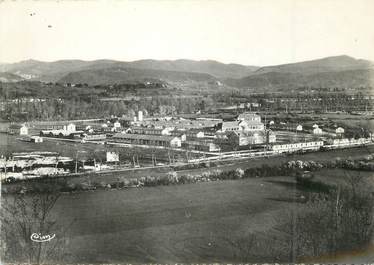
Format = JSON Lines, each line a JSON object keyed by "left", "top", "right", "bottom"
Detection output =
{"left": 0, "top": 0, "right": 373, "bottom": 66}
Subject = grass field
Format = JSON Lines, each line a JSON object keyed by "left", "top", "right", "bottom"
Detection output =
{"left": 46, "top": 176, "right": 301, "bottom": 263}
{"left": 43, "top": 167, "right": 374, "bottom": 264}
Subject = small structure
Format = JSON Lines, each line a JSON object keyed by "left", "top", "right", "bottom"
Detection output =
{"left": 183, "top": 139, "right": 220, "bottom": 152}
{"left": 111, "top": 133, "right": 182, "bottom": 148}
{"left": 30, "top": 136, "right": 43, "bottom": 143}
{"left": 237, "top": 112, "right": 262, "bottom": 122}
{"left": 8, "top": 124, "right": 28, "bottom": 135}
{"left": 313, "top": 127, "right": 323, "bottom": 135}
{"left": 106, "top": 151, "right": 119, "bottom": 162}
{"left": 138, "top": 111, "right": 143, "bottom": 122}
{"left": 113, "top": 121, "right": 121, "bottom": 129}
{"left": 130, "top": 126, "right": 173, "bottom": 135}
{"left": 66, "top": 123, "right": 76, "bottom": 133}
{"left": 335, "top": 127, "right": 345, "bottom": 134}
{"left": 271, "top": 141, "right": 324, "bottom": 153}
{"left": 296, "top": 125, "right": 303, "bottom": 132}
{"left": 82, "top": 134, "right": 106, "bottom": 141}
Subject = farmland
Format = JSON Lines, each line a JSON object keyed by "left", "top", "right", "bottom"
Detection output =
{"left": 43, "top": 176, "right": 301, "bottom": 263}
{"left": 20, "top": 165, "right": 372, "bottom": 264}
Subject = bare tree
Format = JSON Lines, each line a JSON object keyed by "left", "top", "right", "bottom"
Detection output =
{"left": 1, "top": 192, "right": 73, "bottom": 264}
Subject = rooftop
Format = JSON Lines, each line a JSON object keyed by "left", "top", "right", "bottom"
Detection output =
{"left": 112, "top": 133, "right": 179, "bottom": 142}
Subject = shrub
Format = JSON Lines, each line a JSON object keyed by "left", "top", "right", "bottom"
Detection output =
{"left": 179, "top": 174, "right": 195, "bottom": 184}
{"left": 144, "top": 176, "right": 157, "bottom": 186}
{"left": 234, "top": 168, "right": 245, "bottom": 179}
{"left": 166, "top": 171, "right": 179, "bottom": 184}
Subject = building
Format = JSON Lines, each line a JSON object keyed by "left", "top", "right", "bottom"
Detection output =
{"left": 18, "top": 135, "right": 43, "bottom": 143}
{"left": 230, "top": 130, "right": 275, "bottom": 146}
{"left": 313, "top": 127, "right": 323, "bottom": 135}
{"left": 30, "top": 136, "right": 43, "bottom": 143}
{"left": 138, "top": 111, "right": 143, "bottom": 122}
{"left": 237, "top": 113, "right": 261, "bottom": 122}
{"left": 182, "top": 139, "right": 220, "bottom": 152}
{"left": 66, "top": 123, "right": 76, "bottom": 132}
{"left": 271, "top": 141, "right": 324, "bottom": 153}
{"left": 335, "top": 127, "right": 345, "bottom": 134}
{"left": 40, "top": 123, "right": 82, "bottom": 138}
{"left": 296, "top": 125, "right": 303, "bottom": 131}
{"left": 182, "top": 130, "right": 205, "bottom": 139}
{"left": 8, "top": 124, "right": 28, "bottom": 135}
{"left": 239, "top": 120, "right": 265, "bottom": 131}
{"left": 217, "top": 130, "right": 275, "bottom": 150}
{"left": 237, "top": 113, "right": 265, "bottom": 131}
{"left": 267, "top": 130, "right": 277, "bottom": 143}
{"left": 130, "top": 126, "right": 173, "bottom": 135}
{"left": 111, "top": 133, "right": 182, "bottom": 147}
{"left": 113, "top": 121, "right": 121, "bottom": 129}
{"left": 217, "top": 121, "right": 241, "bottom": 132}
{"left": 169, "top": 130, "right": 187, "bottom": 141}
{"left": 82, "top": 134, "right": 107, "bottom": 141}
{"left": 106, "top": 151, "right": 119, "bottom": 162}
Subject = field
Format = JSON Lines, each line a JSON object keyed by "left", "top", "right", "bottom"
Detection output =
{"left": 0, "top": 133, "right": 106, "bottom": 158}
{"left": 32, "top": 166, "right": 374, "bottom": 264}
{"left": 43, "top": 176, "right": 300, "bottom": 263}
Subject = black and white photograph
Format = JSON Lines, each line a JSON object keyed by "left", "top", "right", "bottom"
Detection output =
{"left": 1, "top": 0, "right": 374, "bottom": 263}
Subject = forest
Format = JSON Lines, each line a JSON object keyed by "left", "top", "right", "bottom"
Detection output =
{"left": 1, "top": 80, "right": 373, "bottom": 122}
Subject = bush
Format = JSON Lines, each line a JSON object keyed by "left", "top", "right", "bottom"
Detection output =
{"left": 234, "top": 168, "right": 244, "bottom": 179}
{"left": 166, "top": 172, "right": 179, "bottom": 184}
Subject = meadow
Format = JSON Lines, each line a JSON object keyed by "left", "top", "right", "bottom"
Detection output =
{"left": 49, "top": 176, "right": 300, "bottom": 263}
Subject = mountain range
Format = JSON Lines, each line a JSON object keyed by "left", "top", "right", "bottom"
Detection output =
{"left": 0, "top": 55, "right": 373, "bottom": 90}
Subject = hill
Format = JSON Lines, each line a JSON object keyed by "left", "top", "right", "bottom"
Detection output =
{"left": 0, "top": 59, "right": 109, "bottom": 81}
{"left": 0, "top": 72, "right": 24, "bottom": 82}
{"left": 58, "top": 67, "right": 217, "bottom": 85}
{"left": 1, "top": 55, "right": 372, "bottom": 89}
{"left": 225, "top": 68, "right": 374, "bottom": 90}
{"left": 0, "top": 59, "right": 258, "bottom": 81}
{"left": 121, "top": 59, "right": 258, "bottom": 78}
{"left": 254, "top": 55, "right": 373, "bottom": 75}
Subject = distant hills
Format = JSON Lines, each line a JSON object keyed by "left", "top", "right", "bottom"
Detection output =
{"left": 253, "top": 55, "right": 372, "bottom": 75}
{"left": 225, "top": 55, "right": 374, "bottom": 90}
{"left": 0, "top": 58, "right": 258, "bottom": 82}
{"left": 225, "top": 69, "right": 374, "bottom": 90}
{"left": 0, "top": 55, "right": 373, "bottom": 90}
{"left": 58, "top": 67, "right": 217, "bottom": 85}
{"left": 0, "top": 72, "right": 23, "bottom": 83}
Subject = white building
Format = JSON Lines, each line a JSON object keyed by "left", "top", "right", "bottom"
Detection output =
{"left": 106, "top": 151, "right": 119, "bottom": 162}
{"left": 237, "top": 113, "right": 262, "bottom": 122}
{"left": 30, "top": 136, "right": 43, "bottom": 143}
{"left": 336, "top": 127, "right": 345, "bottom": 134}
{"left": 138, "top": 111, "right": 143, "bottom": 122}
{"left": 20, "top": 124, "right": 29, "bottom": 135}
{"left": 66, "top": 123, "right": 76, "bottom": 132}
{"left": 313, "top": 127, "right": 323, "bottom": 135}
{"left": 113, "top": 121, "right": 121, "bottom": 129}
{"left": 296, "top": 125, "right": 303, "bottom": 131}
{"left": 8, "top": 124, "right": 29, "bottom": 135}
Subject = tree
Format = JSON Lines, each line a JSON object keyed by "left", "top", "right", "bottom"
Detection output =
{"left": 1, "top": 191, "right": 73, "bottom": 264}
